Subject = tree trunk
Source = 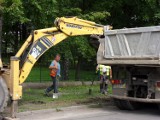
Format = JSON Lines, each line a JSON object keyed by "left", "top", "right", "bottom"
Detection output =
{"left": 22, "top": 24, "right": 27, "bottom": 42}
{"left": 75, "top": 57, "right": 81, "bottom": 81}
{"left": 156, "top": 0, "right": 160, "bottom": 6}
{"left": 63, "top": 58, "right": 69, "bottom": 80}
{"left": 4, "top": 33, "right": 7, "bottom": 55}
{"left": 14, "top": 23, "right": 19, "bottom": 53}
{"left": 0, "top": 15, "right": 3, "bottom": 67}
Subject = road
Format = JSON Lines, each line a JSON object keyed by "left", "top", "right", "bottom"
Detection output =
{"left": 18, "top": 104, "right": 160, "bottom": 120}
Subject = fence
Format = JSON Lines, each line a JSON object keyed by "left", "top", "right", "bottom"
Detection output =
{"left": 26, "top": 58, "right": 98, "bottom": 83}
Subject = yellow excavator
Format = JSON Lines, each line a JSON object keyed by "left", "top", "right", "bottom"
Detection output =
{"left": 0, "top": 17, "right": 110, "bottom": 118}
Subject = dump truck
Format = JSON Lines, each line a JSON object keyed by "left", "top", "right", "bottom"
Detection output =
{"left": 97, "top": 26, "right": 160, "bottom": 110}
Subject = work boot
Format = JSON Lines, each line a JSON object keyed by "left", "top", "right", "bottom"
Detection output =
{"left": 44, "top": 89, "right": 50, "bottom": 97}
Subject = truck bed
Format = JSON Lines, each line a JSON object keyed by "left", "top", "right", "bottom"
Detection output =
{"left": 97, "top": 26, "right": 160, "bottom": 65}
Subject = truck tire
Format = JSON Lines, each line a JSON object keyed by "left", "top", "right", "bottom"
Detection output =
{"left": 0, "top": 77, "right": 9, "bottom": 112}
{"left": 157, "top": 104, "right": 160, "bottom": 110}
{"left": 113, "top": 99, "right": 126, "bottom": 110}
{"left": 113, "top": 99, "right": 139, "bottom": 110}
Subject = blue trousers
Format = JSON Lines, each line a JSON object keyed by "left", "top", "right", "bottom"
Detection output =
{"left": 100, "top": 75, "right": 109, "bottom": 93}
{"left": 100, "top": 83, "right": 108, "bottom": 93}
{"left": 46, "top": 76, "right": 58, "bottom": 93}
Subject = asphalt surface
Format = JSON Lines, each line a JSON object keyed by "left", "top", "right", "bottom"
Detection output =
{"left": 17, "top": 104, "right": 160, "bottom": 120}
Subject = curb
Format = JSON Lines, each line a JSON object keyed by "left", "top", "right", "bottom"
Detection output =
{"left": 22, "top": 81, "right": 100, "bottom": 89}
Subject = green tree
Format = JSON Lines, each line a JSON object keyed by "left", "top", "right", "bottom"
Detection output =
{"left": 2, "top": 0, "right": 28, "bottom": 55}
{"left": 49, "top": 0, "right": 110, "bottom": 80}
{"left": 2, "top": 0, "right": 160, "bottom": 81}
{"left": 40, "top": 0, "right": 110, "bottom": 80}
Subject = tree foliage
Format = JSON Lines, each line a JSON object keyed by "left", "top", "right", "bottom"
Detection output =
{"left": 1, "top": 0, "right": 160, "bottom": 80}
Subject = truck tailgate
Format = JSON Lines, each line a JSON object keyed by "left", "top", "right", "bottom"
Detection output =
{"left": 97, "top": 26, "right": 160, "bottom": 65}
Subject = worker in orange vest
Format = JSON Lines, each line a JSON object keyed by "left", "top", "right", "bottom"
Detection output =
{"left": 45, "top": 54, "right": 61, "bottom": 99}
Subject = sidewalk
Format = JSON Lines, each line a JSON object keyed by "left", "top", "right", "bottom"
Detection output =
{"left": 17, "top": 103, "right": 113, "bottom": 120}
{"left": 17, "top": 103, "right": 160, "bottom": 120}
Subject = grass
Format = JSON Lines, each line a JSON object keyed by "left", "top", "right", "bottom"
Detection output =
{"left": 27, "top": 66, "right": 96, "bottom": 82}
{"left": 18, "top": 85, "right": 112, "bottom": 112}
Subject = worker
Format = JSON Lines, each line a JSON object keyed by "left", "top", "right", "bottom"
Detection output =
{"left": 96, "top": 64, "right": 111, "bottom": 94}
{"left": 45, "top": 54, "right": 61, "bottom": 98}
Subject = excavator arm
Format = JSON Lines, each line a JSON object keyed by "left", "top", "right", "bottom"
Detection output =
{"left": 17, "top": 17, "right": 104, "bottom": 84}
{"left": 0, "top": 17, "right": 110, "bottom": 117}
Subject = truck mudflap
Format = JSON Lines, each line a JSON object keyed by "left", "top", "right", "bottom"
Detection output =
{"left": 110, "top": 95, "right": 160, "bottom": 103}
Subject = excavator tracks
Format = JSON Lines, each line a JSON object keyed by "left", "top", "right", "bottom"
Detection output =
{"left": 0, "top": 76, "right": 9, "bottom": 112}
